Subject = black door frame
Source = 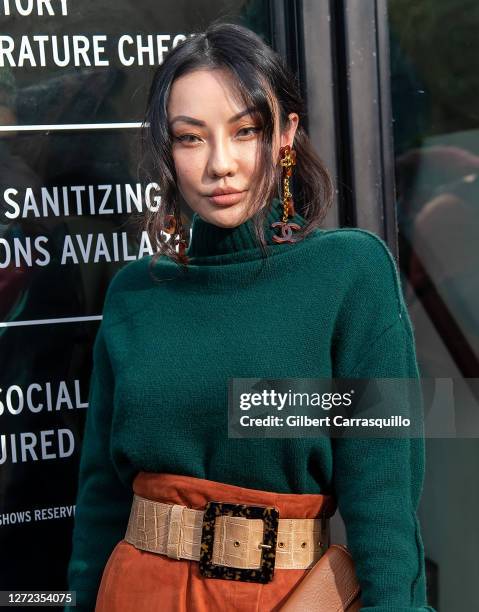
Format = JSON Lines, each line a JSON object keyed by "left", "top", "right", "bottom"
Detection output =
{"left": 272, "top": 0, "right": 398, "bottom": 257}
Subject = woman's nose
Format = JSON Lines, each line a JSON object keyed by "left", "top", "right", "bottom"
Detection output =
{"left": 207, "top": 139, "right": 237, "bottom": 177}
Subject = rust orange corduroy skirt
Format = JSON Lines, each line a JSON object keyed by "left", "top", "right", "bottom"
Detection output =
{"left": 95, "top": 472, "right": 337, "bottom": 612}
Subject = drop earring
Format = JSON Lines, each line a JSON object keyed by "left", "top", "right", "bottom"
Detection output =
{"left": 164, "top": 213, "right": 189, "bottom": 264}
{"left": 271, "top": 144, "right": 301, "bottom": 243}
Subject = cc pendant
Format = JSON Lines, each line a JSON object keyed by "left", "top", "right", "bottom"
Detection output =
{"left": 271, "top": 221, "right": 302, "bottom": 243}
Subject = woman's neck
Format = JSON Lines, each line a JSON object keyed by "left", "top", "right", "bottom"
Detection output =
{"left": 185, "top": 197, "right": 307, "bottom": 260}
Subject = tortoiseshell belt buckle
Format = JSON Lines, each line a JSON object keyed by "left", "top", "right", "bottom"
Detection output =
{"left": 199, "top": 501, "right": 280, "bottom": 584}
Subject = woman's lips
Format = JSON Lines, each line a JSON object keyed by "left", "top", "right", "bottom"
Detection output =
{"left": 206, "top": 191, "right": 247, "bottom": 206}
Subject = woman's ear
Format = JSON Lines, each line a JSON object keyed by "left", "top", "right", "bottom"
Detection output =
{"left": 280, "top": 113, "right": 299, "bottom": 149}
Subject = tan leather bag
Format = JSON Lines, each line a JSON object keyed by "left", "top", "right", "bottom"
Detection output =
{"left": 279, "top": 544, "right": 363, "bottom": 611}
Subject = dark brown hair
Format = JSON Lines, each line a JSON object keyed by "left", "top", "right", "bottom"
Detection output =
{"left": 135, "top": 20, "right": 334, "bottom": 274}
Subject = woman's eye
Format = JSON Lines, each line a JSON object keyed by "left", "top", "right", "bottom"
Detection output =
{"left": 174, "top": 134, "right": 201, "bottom": 144}
{"left": 173, "top": 127, "right": 261, "bottom": 145}
{"left": 237, "top": 127, "right": 261, "bottom": 138}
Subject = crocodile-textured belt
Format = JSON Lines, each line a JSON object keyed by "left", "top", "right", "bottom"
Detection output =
{"left": 124, "top": 494, "right": 331, "bottom": 583}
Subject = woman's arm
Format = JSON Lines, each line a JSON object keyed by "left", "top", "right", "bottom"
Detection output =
{"left": 66, "top": 320, "right": 133, "bottom": 611}
{"left": 331, "top": 230, "right": 435, "bottom": 611}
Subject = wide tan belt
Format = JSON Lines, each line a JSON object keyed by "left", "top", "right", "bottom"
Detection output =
{"left": 124, "top": 494, "right": 331, "bottom": 571}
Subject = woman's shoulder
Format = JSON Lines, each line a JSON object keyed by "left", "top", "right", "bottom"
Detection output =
{"left": 315, "top": 225, "right": 393, "bottom": 256}
{"left": 106, "top": 253, "right": 177, "bottom": 293}
{"left": 307, "top": 226, "right": 406, "bottom": 314}
{"left": 105, "top": 255, "right": 152, "bottom": 296}
{"left": 311, "top": 226, "right": 400, "bottom": 278}
{"left": 100, "top": 254, "right": 174, "bottom": 318}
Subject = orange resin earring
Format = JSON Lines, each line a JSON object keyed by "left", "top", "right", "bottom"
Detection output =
{"left": 164, "top": 213, "right": 189, "bottom": 264}
{"left": 271, "top": 144, "right": 301, "bottom": 243}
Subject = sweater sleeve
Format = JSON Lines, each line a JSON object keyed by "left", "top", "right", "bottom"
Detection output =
{"left": 331, "top": 231, "right": 435, "bottom": 611}
{"left": 66, "top": 320, "right": 133, "bottom": 611}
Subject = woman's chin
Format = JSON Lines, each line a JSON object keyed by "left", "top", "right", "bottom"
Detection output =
{"left": 198, "top": 202, "right": 250, "bottom": 228}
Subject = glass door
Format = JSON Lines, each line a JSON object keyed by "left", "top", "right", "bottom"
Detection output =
{"left": 388, "top": 1, "right": 479, "bottom": 609}
{"left": 0, "top": 0, "right": 273, "bottom": 593}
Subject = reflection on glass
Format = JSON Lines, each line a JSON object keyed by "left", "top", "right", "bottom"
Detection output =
{"left": 388, "top": 2, "right": 479, "bottom": 611}
{"left": 389, "top": 0, "right": 479, "bottom": 379}
{"left": 0, "top": 0, "right": 271, "bottom": 595}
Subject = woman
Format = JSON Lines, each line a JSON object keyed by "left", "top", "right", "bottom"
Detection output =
{"left": 67, "top": 21, "right": 434, "bottom": 612}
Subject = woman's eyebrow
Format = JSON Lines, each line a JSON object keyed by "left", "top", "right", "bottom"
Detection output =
{"left": 169, "top": 106, "right": 257, "bottom": 128}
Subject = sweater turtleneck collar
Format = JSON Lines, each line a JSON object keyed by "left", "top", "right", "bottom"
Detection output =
{"left": 185, "top": 197, "right": 307, "bottom": 260}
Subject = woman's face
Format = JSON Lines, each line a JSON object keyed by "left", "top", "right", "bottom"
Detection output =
{"left": 167, "top": 68, "right": 298, "bottom": 228}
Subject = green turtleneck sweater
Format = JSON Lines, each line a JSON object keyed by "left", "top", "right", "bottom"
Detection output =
{"left": 67, "top": 198, "right": 434, "bottom": 611}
